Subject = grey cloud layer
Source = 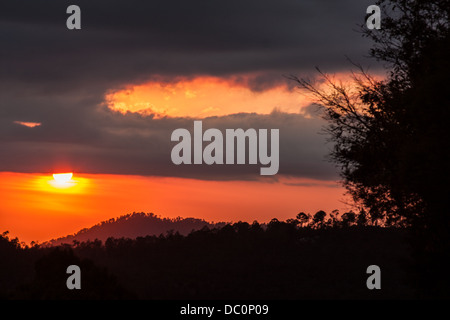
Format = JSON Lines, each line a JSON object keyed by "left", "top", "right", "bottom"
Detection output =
{"left": 1, "top": 107, "right": 337, "bottom": 180}
{"left": 0, "top": 0, "right": 377, "bottom": 180}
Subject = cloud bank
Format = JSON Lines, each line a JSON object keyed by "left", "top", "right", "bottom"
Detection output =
{"left": 0, "top": 0, "right": 379, "bottom": 181}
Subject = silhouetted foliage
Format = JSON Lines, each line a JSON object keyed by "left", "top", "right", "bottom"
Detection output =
{"left": 296, "top": 212, "right": 311, "bottom": 227}
{"left": 0, "top": 231, "right": 37, "bottom": 298}
{"left": 0, "top": 211, "right": 415, "bottom": 299}
{"left": 14, "top": 247, "right": 134, "bottom": 299}
{"left": 341, "top": 211, "right": 356, "bottom": 228}
{"left": 312, "top": 210, "right": 327, "bottom": 229}
{"left": 290, "top": 0, "right": 450, "bottom": 297}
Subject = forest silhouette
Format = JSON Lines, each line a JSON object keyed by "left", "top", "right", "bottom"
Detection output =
{"left": 1, "top": 211, "right": 414, "bottom": 299}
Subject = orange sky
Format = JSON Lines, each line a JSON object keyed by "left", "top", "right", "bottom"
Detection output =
{"left": 0, "top": 172, "right": 348, "bottom": 245}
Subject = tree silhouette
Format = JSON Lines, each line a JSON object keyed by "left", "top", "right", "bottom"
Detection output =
{"left": 290, "top": 0, "right": 450, "bottom": 297}
{"left": 312, "top": 210, "right": 326, "bottom": 229}
{"left": 341, "top": 211, "right": 356, "bottom": 228}
{"left": 296, "top": 212, "right": 311, "bottom": 227}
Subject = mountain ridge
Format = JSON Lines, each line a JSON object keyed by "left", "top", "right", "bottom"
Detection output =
{"left": 44, "top": 212, "right": 228, "bottom": 246}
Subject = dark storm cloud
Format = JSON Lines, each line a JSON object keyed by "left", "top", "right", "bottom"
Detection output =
{"left": 0, "top": 0, "right": 379, "bottom": 180}
{"left": 0, "top": 0, "right": 379, "bottom": 88}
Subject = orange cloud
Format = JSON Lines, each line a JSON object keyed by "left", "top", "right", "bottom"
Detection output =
{"left": 104, "top": 76, "right": 313, "bottom": 118}
{"left": 13, "top": 121, "right": 41, "bottom": 128}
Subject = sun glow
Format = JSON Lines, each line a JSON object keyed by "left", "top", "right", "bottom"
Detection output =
{"left": 49, "top": 172, "right": 77, "bottom": 189}
{"left": 53, "top": 173, "right": 73, "bottom": 183}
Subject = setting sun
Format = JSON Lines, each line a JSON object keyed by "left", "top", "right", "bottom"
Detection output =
{"left": 53, "top": 173, "right": 73, "bottom": 183}
{"left": 49, "top": 172, "right": 77, "bottom": 189}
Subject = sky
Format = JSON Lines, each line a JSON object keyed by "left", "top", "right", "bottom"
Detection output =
{"left": 0, "top": 0, "right": 383, "bottom": 244}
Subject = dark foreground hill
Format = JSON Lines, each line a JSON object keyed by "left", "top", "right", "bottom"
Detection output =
{"left": 1, "top": 220, "right": 416, "bottom": 299}
{"left": 44, "top": 212, "right": 227, "bottom": 246}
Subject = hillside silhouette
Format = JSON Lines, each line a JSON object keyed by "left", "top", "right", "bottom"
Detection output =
{"left": 1, "top": 211, "right": 417, "bottom": 299}
{"left": 44, "top": 212, "right": 227, "bottom": 246}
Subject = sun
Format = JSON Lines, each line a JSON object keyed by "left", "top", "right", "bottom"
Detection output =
{"left": 38, "top": 172, "right": 88, "bottom": 193}
{"left": 50, "top": 172, "right": 76, "bottom": 188}
{"left": 53, "top": 173, "right": 73, "bottom": 183}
